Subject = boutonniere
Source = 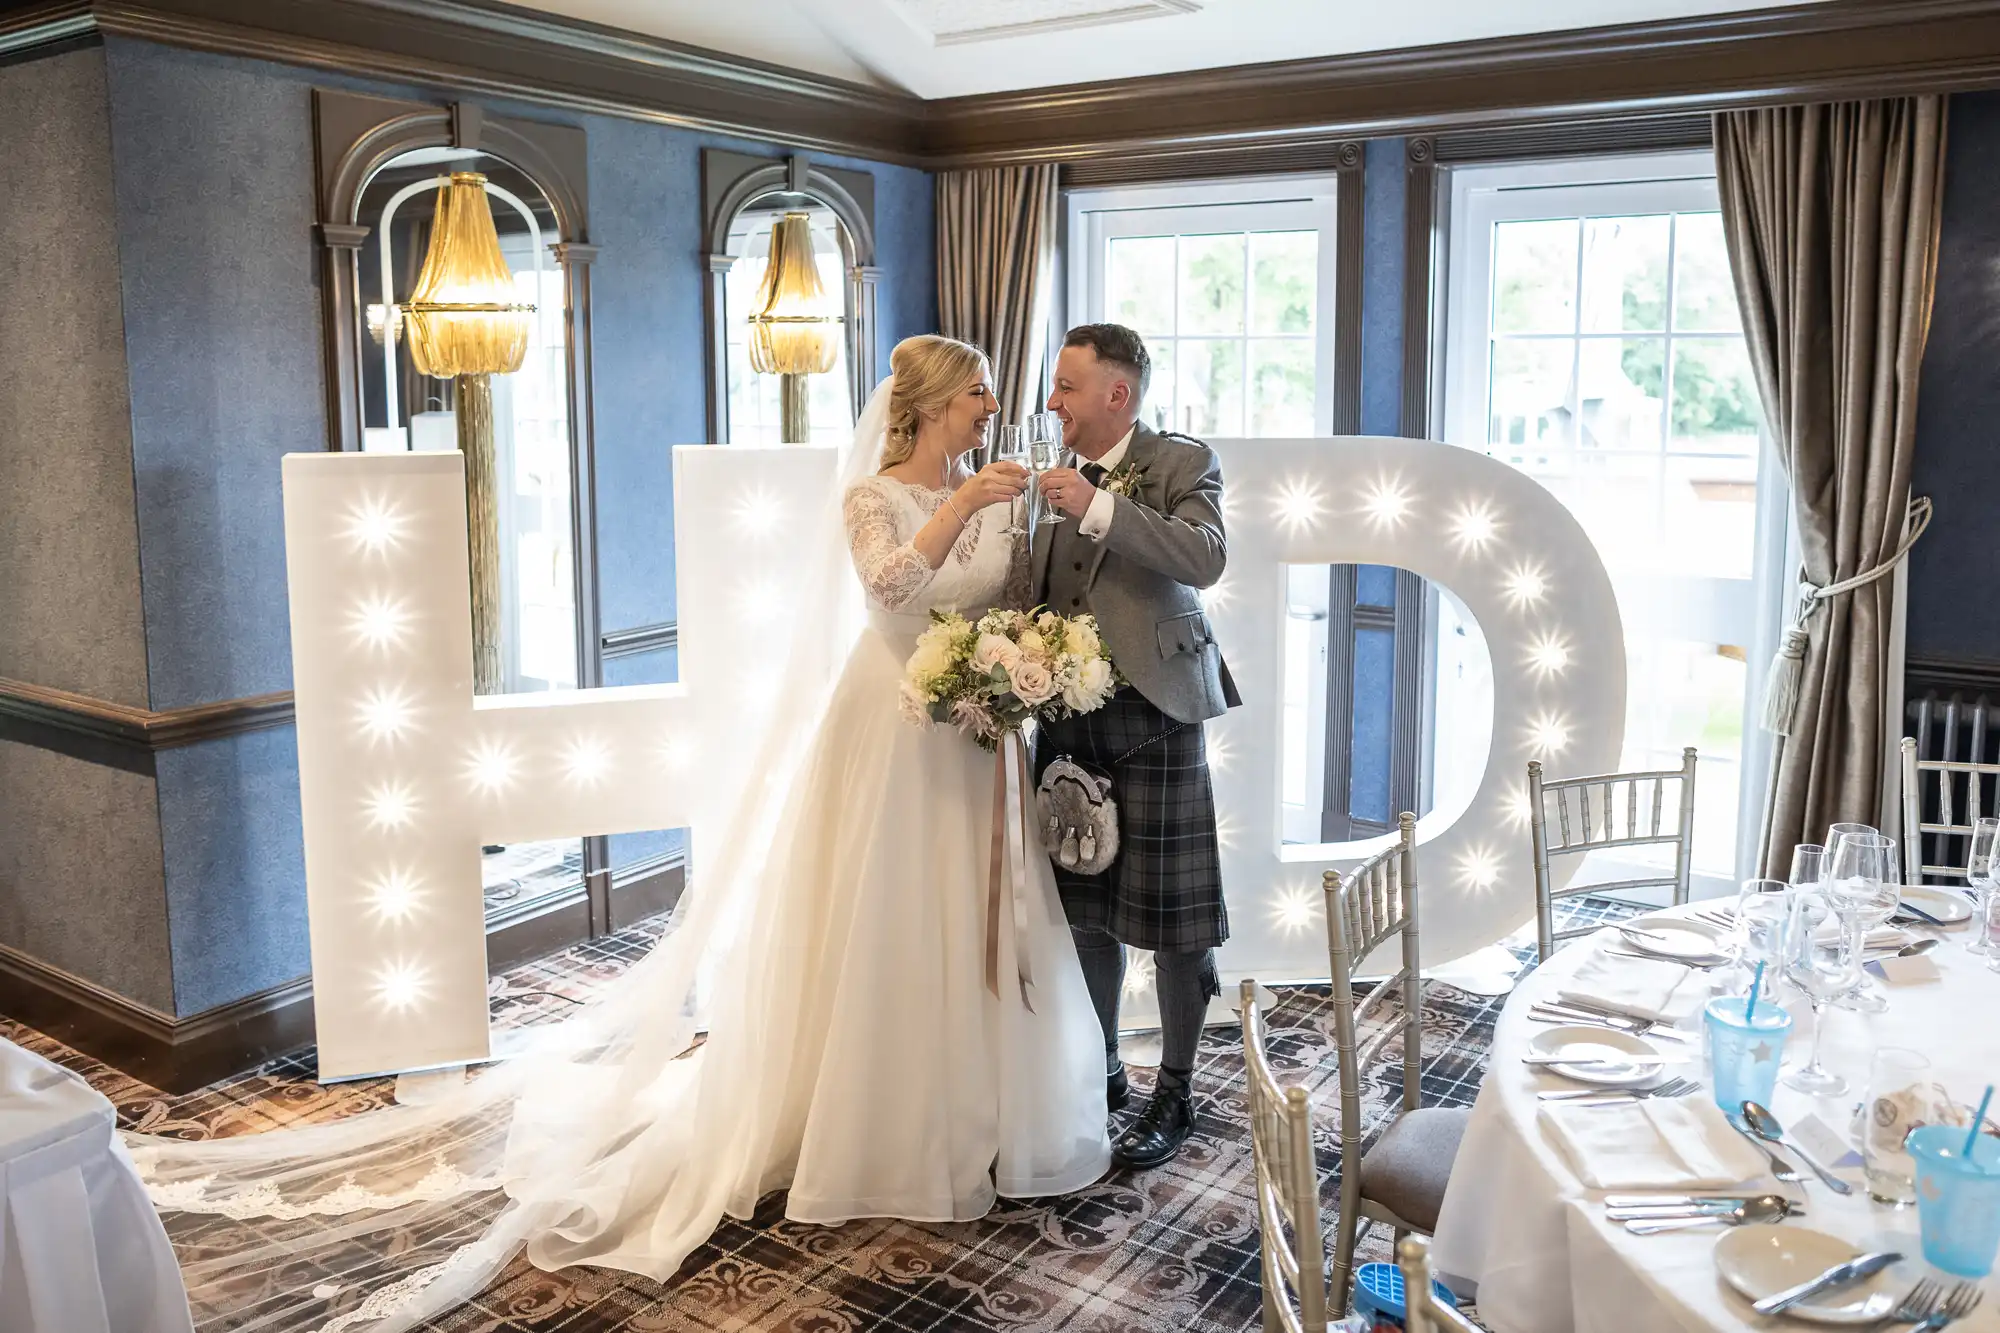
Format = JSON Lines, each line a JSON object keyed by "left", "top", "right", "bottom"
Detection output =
{"left": 1101, "top": 460, "right": 1146, "bottom": 499}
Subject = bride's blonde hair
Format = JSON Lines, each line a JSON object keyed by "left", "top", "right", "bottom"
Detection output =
{"left": 879, "top": 335, "right": 989, "bottom": 470}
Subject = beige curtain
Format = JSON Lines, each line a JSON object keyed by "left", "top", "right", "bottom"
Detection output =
{"left": 1714, "top": 99, "right": 1947, "bottom": 873}
{"left": 936, "top": 165, "right": 1060, "bottom": 428}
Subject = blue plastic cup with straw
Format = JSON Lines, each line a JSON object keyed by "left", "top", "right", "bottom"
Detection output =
{"left": 1908, "top": 1084, "right": 2000, "bottom": 1278}
{"left": 1704, "top": 961, "right": 1790, "bottom": 1116}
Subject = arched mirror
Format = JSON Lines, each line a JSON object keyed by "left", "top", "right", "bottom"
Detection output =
{"left": 316, "top": 94, "right": 600, "bottom": 929}
{"left": 703, "top": 150, "right": 878, "bottom": 446}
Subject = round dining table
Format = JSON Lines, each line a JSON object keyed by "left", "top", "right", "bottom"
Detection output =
{"left": 1431, "top": 902, "right": 2000, "bottom": 1333}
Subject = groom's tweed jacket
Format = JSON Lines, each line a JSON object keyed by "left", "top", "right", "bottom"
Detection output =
{"left": 1032, "top": 422, "right": 1238, "bottom": 953}
{"left": 1032, "top": 423, "right": 1240, "bottom": 725}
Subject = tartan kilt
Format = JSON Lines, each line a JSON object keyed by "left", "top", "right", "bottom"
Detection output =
{"left": 1033, "top": 690, "right": 1228, "bottom": 952}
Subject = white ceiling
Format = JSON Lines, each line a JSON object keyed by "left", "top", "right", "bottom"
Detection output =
{"left": 514, "top": 0, "right": 1828, "bottom": 99}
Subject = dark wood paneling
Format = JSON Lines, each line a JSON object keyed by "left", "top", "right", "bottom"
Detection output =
{"left": 4, "top": 0, "right": 924, "bottom": 162}
{"left": 1332, "top": 142, "right": 1365, "bottom": 437}
{"left": 1908, "top": 652, "right": 2000, "bottom": 702}
{"left": 8, "top": 1, "right": 2000, "bottom": 170}
{"left": 0, "top": 943, "right": 315, "bottom": 1093}
{"left": 0, "top": 676, "right": 294, "bottom": 754}
{"left": 921, "top": 0, "right": 2000, "bottom": 166}
{"left": 1401, "top": 138, "right": 1438, "bottom": 440}
{"left": 0, "top": 852, "right": 685, "bottom": 1090}
{"left": 1435, "top": 112, "right": 1712, "bottom": 163}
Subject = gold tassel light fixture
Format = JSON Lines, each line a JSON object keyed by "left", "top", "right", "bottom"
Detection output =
{"left": 746, "top": 211, "right": 842, "bottom": 443}
{"left": 403, "top": 171, "right": 536, "bottom": 695}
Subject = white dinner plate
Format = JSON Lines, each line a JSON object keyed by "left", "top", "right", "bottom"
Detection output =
{"left": 1616, "top": 913, "right": 1731, "bottom": 963}
{"left": 1901, "top": 883, "right": 1973, "bottom": 924}
{"left": 1527, "top": 1024, "right": 1664, "bottom": 1087}
{"left": 1713, "top": 1227, "right": 1912, "bottom": 1325}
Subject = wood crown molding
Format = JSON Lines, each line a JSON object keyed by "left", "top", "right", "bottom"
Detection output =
{"left": 0, "top": 676, "right": 294, "bottom": 753}
{"left": 7, "top": 0, "right": 2000, "bottom": 167}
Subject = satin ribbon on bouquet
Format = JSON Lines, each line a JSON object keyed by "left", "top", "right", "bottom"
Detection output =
{"left": 986, "top": 729, "right": 1039, "bottom": 1013}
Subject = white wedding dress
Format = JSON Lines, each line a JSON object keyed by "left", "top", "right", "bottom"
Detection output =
{"left": 127, "top": 383, "right": 1108, "bottom": 1333}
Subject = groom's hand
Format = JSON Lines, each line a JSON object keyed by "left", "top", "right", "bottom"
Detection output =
{"left": 1039, "top": 468, "right": 1097, "bottom": 520}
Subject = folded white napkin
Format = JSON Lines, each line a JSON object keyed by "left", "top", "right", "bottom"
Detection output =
{"left": 1540, "top": 1097, "right": 1770, "bottom": 1190}
{"left": 1812, "top": 922, "right": 1910, "bottom": 949}
{"left": 1558, "top": 950, "right": 1709, "bottom": 1024}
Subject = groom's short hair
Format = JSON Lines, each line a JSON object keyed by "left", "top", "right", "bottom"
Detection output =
{"left": 1063, "top": 323, "right": 1150, "bottom": 402}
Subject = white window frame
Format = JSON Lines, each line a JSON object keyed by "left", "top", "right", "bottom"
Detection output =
{"left": 1439, "top": 151, "right": 1794, "bottom": 896}
{"left": 1065, "top": 176, "right": 1341, "bottom": 436}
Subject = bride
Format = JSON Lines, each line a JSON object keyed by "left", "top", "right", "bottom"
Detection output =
{"left": 132, "top": 334, "right": 1110, "bottom": 1332}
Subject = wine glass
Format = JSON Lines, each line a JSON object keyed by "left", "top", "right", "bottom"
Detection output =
{"left": 1789, "top": 843, "right": 1826, "bottom": 891}
{"left": 1968, "top": 817, "right": 1999, "bottom": 959}
{"left": 1783, "top": 893, "right": 1860, "bottom": 1094}
{"left": 1732, "top": 878, "right": 1793, "bottom": 990}
{"left": 1827, "top": 831, "right": 1897, "bottom": 1015}
{"left": 1027, "top": 413, "right": 1069, "bottom": 525}
{"left": 994, "top": 423, "right": 1028, "bottom": 537}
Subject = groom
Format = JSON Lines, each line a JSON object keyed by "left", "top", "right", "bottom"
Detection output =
{"left": 1032, "top": 323, "right": 1239, "bottom": 1170}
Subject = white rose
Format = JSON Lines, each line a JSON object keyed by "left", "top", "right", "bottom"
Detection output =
{"left": 1064, "top": 619, "right": 1101, "bottom": 659}
{"left": 1017, "top": 629, "right": 1049, "bottom": 660}
{"left": 970, "top": 633, "right": 1020, "bottom": 675}
{"left": 1060, "top": 670, "right": 1095, "bottom": 712}
{"left": 1007, "top": 658, "right": 1057, "bottom": 706}
{"left": 1078, "top": 657, "right": 1114, "bottom": 704}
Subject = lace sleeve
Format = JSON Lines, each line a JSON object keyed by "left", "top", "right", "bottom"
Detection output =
{"left": 843, "top": 481, "right": 936, "bottom": 612}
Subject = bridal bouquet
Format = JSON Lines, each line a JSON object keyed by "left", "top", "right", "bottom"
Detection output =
{"left": 901, "top": 608, "right": 1119, "bottom": 750}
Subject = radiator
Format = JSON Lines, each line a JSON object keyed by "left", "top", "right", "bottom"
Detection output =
{"left": 1906, "top": 689, "right": 2000, "bottom": 882}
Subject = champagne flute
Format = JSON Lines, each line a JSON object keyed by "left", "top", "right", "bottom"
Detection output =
{"left": 1789, "top": 843, "right": 1826, "bottom": 891}
{"left": 1027, "top": 413, "right": 1069, "bottom": 525}
{"left": 994, "top": 423, "right": 1028, "bottom": 537}
{"left": 1827, "top": 831, "right": 1897, "bottom": 1015}
{"left": 1968, "top": 817, "right": 2000, "bottom": 959}
{"left": 1783, "top": 894, "right": 1859, "bottom": 1094}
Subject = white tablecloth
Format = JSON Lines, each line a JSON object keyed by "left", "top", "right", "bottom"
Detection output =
{"left": 0, "top": 1039, "right": 192, "bottom": 1333}
{"left": 1432, "top": 905, "right": 2000, "bottom": 1333}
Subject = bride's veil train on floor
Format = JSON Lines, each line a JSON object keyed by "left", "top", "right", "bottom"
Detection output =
{"left": 130, "top": 384, "right": 902, "bottom": 1333}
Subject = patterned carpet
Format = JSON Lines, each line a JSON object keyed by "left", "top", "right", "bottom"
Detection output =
{"left": 1, "top": 899, "right": 1635, "bottom": 1332}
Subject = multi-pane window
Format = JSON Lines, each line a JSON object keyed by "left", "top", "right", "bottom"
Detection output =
{"left": 1069, "top": 180, "right": 1339, "bottom": 437}
{"left": 1444, "top": 154, "right": 1787, "bottom": 890}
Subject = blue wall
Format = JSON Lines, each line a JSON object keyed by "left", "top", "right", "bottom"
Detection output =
{"left": 1908, "top": 91, "right": 2000, "bottom": 669}
{"left": 92, "top": 37, "right": 935, "bottom": 1013}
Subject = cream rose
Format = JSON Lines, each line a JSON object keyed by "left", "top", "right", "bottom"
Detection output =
{"left": 899, "top": 679, "right": 932, "bottom": 725}
{"left": 969, "top": 632, "right": 1020, "bottom": 675}
{"left": 1017, "top": 629, "right": 1049, "bottom": 660}
{"left": 1064, "top": 618, "right": 1101, "bottom": 659}
{"left": 1077, "top": 657, "right": 1114, "bottom": 704}
{"left": 1007, "top": 658, "right": 1057, "bottom": 706}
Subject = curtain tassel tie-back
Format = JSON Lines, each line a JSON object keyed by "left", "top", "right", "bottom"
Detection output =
{"left": 1759, "top": 494, "right": 1934, "bottom": 737}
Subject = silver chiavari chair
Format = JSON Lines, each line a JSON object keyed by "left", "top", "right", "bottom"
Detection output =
{"left": 1899, "top": 735, "right": 2000, "bottom": 884}
{"left": 1528, "top": 747, "right": 1698, "bottom": 961}
{"left": 1395, "top": 1235, "right": 1482, "bottom": 1333}
{"left": 1325, "top": 812, "right": 1467, "bottom": 1311}
{"left": 1240, "top": 980, "right": 1331, "bottom": 1333}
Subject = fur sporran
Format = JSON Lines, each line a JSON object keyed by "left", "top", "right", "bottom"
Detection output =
{"left": 1034, "top": 722, "right": 1188, "bottom": 876}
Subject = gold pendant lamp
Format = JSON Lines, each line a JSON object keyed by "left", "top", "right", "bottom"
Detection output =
{"left": 746, "top": 211, "right": 843, "bottom": 443}
{"left": 402, "top": 172, "right": 536, "bottom": 695}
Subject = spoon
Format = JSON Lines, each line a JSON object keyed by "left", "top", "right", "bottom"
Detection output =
{"left": 1726, "top": 1112, "right": 1806, "bottom": 1184}
{"left": 1623, "top": 1194, "right": 1793, "bottom": 1233}
{"left": 1873, "top": 938, "right": 1940, "bottom": 957}
{"left": 1742, "top": 1101, "right": 1854, "bottom": 1195}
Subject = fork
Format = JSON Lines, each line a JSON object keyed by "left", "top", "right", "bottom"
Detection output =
{"left": 1912, "top": 1282, "right": 1984, "bottom": 1330}
{"left": 1887, "top": 1279, "right": 1942, "bottom": 1328}
{"left": 1540, "top": 1078, "right": 1698, "bottom": 1104}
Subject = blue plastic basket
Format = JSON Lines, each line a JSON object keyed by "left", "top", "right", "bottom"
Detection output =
{"left": 1352, "top": 1261, "right": 1457, "bottom": 1323}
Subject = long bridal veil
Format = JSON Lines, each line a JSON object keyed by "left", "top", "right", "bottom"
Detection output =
{"left": 134, "top": 382, "right": 898, "bottom": 1333}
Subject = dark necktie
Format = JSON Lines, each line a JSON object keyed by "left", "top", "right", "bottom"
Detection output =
{"left": 1081, "top": 462, "right": 1107, "bottom": 485}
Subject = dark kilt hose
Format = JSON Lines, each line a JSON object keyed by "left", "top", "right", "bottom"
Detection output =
{"left": 1034, "top": 692, "right": 1228, "bottom": 954}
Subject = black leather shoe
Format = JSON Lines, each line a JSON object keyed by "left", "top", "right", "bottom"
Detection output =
{"left": 1111, "top": 1086, "right": 1194, "bottom": 1169}
{"left": 1107, "top": 1065, "right": 1130, "bottom": 1114}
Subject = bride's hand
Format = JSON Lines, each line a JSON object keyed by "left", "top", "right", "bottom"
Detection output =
{"left": 953, "top": 462, "right": 1030, "bottom": 513}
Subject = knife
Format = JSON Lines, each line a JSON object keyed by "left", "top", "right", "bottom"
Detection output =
{"left": 1604, "top": 1194, "right": 1762, "bottom": 1209}
{"left": 1895, "top": 901, "right": 1945, "bottom": 926}
{"left": 1522, "top": 1053, "right": 1671, "bottom": 1068}
{"left": 1751, "top": 1251, "right": 1902, "bottom": 1317}
{"left": 1553, "top": 996, "right": 1665, "bottom": 1024}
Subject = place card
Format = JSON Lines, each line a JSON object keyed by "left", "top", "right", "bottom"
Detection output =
{"left": 1867, "top": 953, "right": 1943, "bottom": 985}
{"left": 1792, "top": 1110, "right": 1864, "bottom": 1169}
